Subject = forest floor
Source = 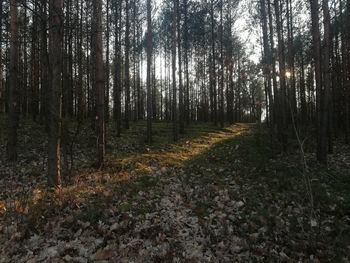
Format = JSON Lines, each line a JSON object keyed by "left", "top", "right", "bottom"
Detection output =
{"left": 0, "top": 118, "right": 350, "bottom": 262}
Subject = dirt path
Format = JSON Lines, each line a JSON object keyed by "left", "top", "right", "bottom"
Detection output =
{"left": 1, "top": 124, "right": 349, "bottom": 262}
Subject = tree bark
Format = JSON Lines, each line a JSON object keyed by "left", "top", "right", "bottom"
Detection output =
{"left": 105, "top": 0, "right": 110, "bottom": 122}
{"left": 7, "top": 0, "right": 19, "bottom": 161}
{"left": 77, "top": 0, "right": 84, "bottom": 120}
{"left": 219, "top": 0, "right": 224, "bottom": 128}
{"left": 210, "top": 0, "right": 217, "bottom": 125}
{"left": 113, "top": 0, "right": 122, "bottom": 137}
{"left": 274, "top": 0, "right": 288, "bottom": 151}
{"left": 183, "top": 0, "right": 190, "bottom": 125}
{"left": 0, "top": 0, "right": 3, "bottom": 113}
{"left": 318, "top": 0, "right": 331, "bottom": 162}
{"left": 40, "top": 0, "right": 49, "bottom": 129}
{"left": 177, "top": 0, "right": 184, "bottom": 133}
{"left": 93, "top": 0, "right": 105, "bottom": 167}
{"left": 260, "top": 0, "right": 273, "bottom": 125}
{"left": 48, "top": 0, "right": 63, "bottom": 186}
{"left": 172, "top": 0, "right": 178, "bottom": 141}
{"left": 309, "top": 0, "right": 325, "bottom": 163}
{"left": 124, "top": 0, "right": 130, "bottom": 129}
{"left": 146, "top": 0, "right": 152, "bottom": 143}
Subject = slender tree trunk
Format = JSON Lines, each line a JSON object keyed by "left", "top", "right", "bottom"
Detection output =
{"left": 300, "top": 55, "right": 307, "bottom": 125}
{"left": 318, "top": 0, "right": 331, "bottom": 162}
{"left": 219, "top": 0, "right": 224, "bottom": 128}
{"left": 63, "top": 0, "right": 73, "bottom": 118}
{"left": 137, "top": 17, "right": 142, "bottom": 120}
{"left": 132, "top": 0, "right": 137, "bottom": 122}
{"left": 183, "top": 0, "right": 190, "bottom": 125}
{"left": 176, "top": 0, "right": 184, "bottom": 133}
{"left": 93, "top": 0, "right": 105, "bottom": 167}
{"left": 31, "top": 2, "right": 40, "bottom": 121}
{"left": 7, "top": 0, "right": 19, "bottom": 161}
{"left": 146, "top": 0, "right": 152, "bottom": 143}
{"left": 105, "top": 0, "right": 110, "bottom": 122}
{"left": 113, "top": 0, "right": 122, "bottom": 137}
{"left": 124, "top": 0, "right": 130, "bottom": 129}
{"left": 341, "top": 0, "right": 350, "bottom": 143}
{"left": 347, "top": 0, "right": 350, "bottom": 144}
{"left": 152, "top": 54, "right": 157, "bottom": 120}
{"left": 267, "top": 0, "right": 278, "bottom": 125}
{"left": 260, "top": 0, "right": 273, "bottom": 127}
{"left": 274, "top": 0, "right": 288, "bottom": 151}
{"left": 77, "top": 0, "right": 84, "bottom": 120}
{"left": 22, "top": 1, "right": 28, "bottom": 118}
{"left": 286, "top": 0, "right": 297, "bottom": 118}
{"left": 40, "top": 0, "right": 49, "bottom": 129}
{"left": 48, "top": 0, "right": 63, "bottom": 186}
{"left": 0, "top": 0, "right": 3, "bottom": 113}
{"left": 210, "top": 0, "right": 217, "bottom": 125}
{"left": 172, "top": 0, "right": 178, "bottom": 141}
{"left": 310, "top": 0, "right": 325, "bottom": 163}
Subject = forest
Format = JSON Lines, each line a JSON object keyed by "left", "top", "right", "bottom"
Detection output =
{"left": 0, "top": 0, "right": 350, "bottom": 261}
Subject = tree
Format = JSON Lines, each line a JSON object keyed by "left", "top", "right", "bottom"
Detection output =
{"left": 6, "top": 0, "right": 19, "bottom": 161}
{"left": 183, "top": 0, "right": 190, "bottom": 125}
{"left": 40, "top": 0, "right": 49, "bottom": 128}
{"left": 124, "top": 0, "right": 130, "bottom": 130}
{"left": 48, "top": 0, "right": 63, "bottom": 187}
{"left": 76, "top": 0, "right": 84, "bottom": 121}
{"left": 210, "top": 0, "right": 217, "bottom": 125}
{"left": 92, "top": 0, "right": 105, "bottom": 167}
{"left": 273, "top": 0, "right": 288, "bottom": 151}
{"left": 172, "top": 0, "right": 178, "bottom": 141}
{"left": 219, "top": 0, "right": 224, "bottom": 128}
{"left": 309, "top": 0, "right": 325, "bottom": 163}
{"left": 0, "top": 0, "right": 3, "bottom": 113}
{"left": 260, "top": 0, "right": 273, "bottom": 127}
{"left": 146, "top": 0, "right": 153, "bottom": 143}
{"left": 177, "top": 0, "right": 184, "bottom": 133}
{"left": 105, "top": 0, "right": 110, "bottom": 122}
{"left": 113, "top": 0, "right": 122, "bottom": 137}
{"left": 317, "top": 0, "right": 331, "bottom": 163}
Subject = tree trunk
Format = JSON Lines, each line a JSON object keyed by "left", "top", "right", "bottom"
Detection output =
{"left": 113, "top": 0, "right": 122, "bottom": 137}
{"left": 309, "top": 0, "right": 325, "bottom": 163}
{"left": 146, "top": 0, "right": 152, "bottom": 143}
{"left": 177, "top": 0, "right": 184, "bottom": 133}
{"left": 77, "top": 0, "right": 84, "bottom": 120}
{"left": 105, "top": 0, "right": 110, "bottom": 122}
{"left": 267, "top": 0, "right": 278, "bottom": 125}
{"left": 274, "top": 0, "right": 288, "bottom": 151}
{"left": 219, "top": 0, "right": 224, "bottom": 128}
{"left": 210, "top": 0, "right": 217, "bottom": 125}
{"left": 183, "top": 0, "right": 190, "bottom": 125}
{"left": 93, "top": 0, "right": 105, "bottom": 167}
{"left": 124, "top": 0, "right": 130, "bottom": 129}
{"left": 31, "top": 2, "right": 40, "bottom": 121}
{"left": 48, "top": 0, "right": 63, "bottom": 186}
{"left": 172, "top": 0, "right": 178, "bottom": 141}
{"left": 0, "top": 0, "right": 3, "bottom": 113}
{"left": 318, "top": 0, "right": 331, "bottom": 162}
{"left": 7, "top": 0, "right": 19, "bottom": 161}
{"left": 40, "top": 0, "right": 49, "bottom": 129}
{"left": 21, "top": 1, "right": 28, "bottom": 118}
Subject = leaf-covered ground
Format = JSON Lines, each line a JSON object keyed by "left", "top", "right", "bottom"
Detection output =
{"left": 0, "top": 119, "right": 350, "bottom": 262}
